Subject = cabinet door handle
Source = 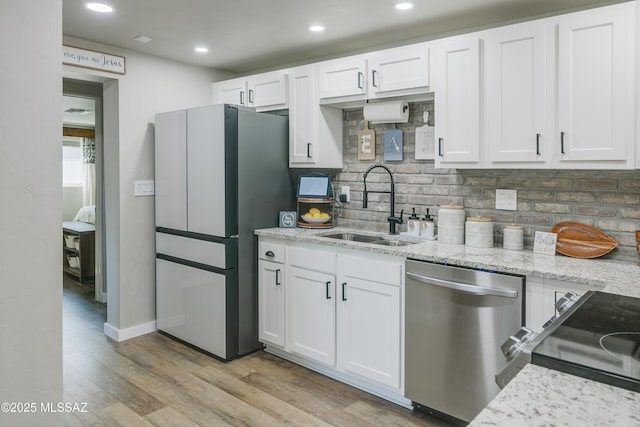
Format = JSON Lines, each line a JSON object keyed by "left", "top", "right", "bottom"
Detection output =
{"left": 326, "top": 281, "right": 332, "bottom": 299}
{"left": 438, "top": 138, "right": 444, "bottom": 157}
{"left": 341, "top": 282, "right": 347, "bottom": 301}
{"left": 275, "top": 269, "right": 281, "bottom": 286}
{"left": 560, "top": 131, "right": 566, "bottom": 154}
{"left": 240, "top": 91, "right": 245, "bottom": 105}
{"left": 265, "top": 250, "right": 275, "bottom": 258}
{"left": 536, "top": 133, "right": 541, "bottom": 156}
{"left": 248, "top": 89, "right": 254, "bottom": 104}
{"left": 371, "top": 70, "right": 378, "bottom": 88}
{"left": 357, "top": 72, "right": 364, "bottom": 89}
{"left": 307, "top": 143, "right": 312, "bottom": 159}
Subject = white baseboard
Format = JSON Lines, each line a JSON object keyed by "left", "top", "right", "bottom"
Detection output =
{"left": 103, "top": 320, "right": 157, "bottom": 342}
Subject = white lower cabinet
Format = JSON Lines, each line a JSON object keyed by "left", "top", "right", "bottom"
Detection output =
{"left": 288, "top": 265, "right": 336, "bottom": 365}
{"left": 257, "top": 237, "right": 406, "bottom": 403}
{"left": 338, "top": 255, "right": 402, "bottom": 390}
{"left": 258, "top": 259, "right": 285, "bottom": 347}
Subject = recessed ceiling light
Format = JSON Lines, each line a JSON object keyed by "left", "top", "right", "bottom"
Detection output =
{"left": 394, "top": 2, "right": 414, "bottom": 10}
{"left": 134, "top": 35, "right": 153, "bottom": 44}
{"left": 194, "top": 47, "right": 209, "bottom": 53}
{"left": 309, "top": 25, "right": 325, "bottom": 32}
{"left": 86, "top": 3, "right": 113, "bottom": 13}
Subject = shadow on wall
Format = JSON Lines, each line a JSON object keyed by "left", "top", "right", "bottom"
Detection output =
{"left": 331, "top": 101, "right": 640, "bottom": 262}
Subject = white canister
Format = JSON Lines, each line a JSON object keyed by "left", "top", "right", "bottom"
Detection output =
{"left": 465, "top": 216, "right": 494, "bottom": 248}
{"left": 438, "top": 204, "right": 465, "bottom": 245}
{"left": 503, "top": 224, "right": 524, "bottom": 251}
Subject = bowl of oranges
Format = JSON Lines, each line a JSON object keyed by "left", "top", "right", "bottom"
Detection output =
{"left": 301, "top": 207, "right": 331, "bottom": 224}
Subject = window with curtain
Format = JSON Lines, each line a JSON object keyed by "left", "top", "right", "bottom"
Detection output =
{"left": 82, "top": 137, "right": 96, "bottom": 206}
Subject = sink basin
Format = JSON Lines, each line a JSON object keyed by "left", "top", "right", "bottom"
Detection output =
{"left": 320, "top": 232, "right": 418, "bottom": 246}
{"left": 372, "top": 239, "right": 414, "bottom": 246}
{"left": 321, "top": 233, "right": 382, "bottom": 243}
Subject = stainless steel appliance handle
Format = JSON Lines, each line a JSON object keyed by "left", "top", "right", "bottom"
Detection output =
{"left": 406, "top": 272, "right": 518, "bottom": 299}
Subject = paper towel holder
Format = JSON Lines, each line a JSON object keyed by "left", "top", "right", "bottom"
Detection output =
{"left": 363, "top": 100, "right": 409, "bottom": 124}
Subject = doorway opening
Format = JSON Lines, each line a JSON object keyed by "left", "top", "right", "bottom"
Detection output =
{"left": 63, "top": 79, "right": 105, "bottom": 307}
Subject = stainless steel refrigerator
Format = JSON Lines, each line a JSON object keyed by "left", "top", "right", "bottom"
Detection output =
{"left": 154, "top": 104, "right": 292, "bottom": 360}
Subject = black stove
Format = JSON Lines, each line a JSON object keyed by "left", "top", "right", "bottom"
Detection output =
{"left": 531, "top": 291, "right": 640, "bottom": 393}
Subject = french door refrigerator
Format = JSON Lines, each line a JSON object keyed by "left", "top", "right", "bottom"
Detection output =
{"left": 154, "top": 104, "right": 292, "bottom": 360}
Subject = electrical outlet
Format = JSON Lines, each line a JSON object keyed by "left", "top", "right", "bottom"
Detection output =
{"left": 341, "top": 185, "right": 350, "bottom": 202}
{"left": 496, "top": 189, "right": 517, "bottom": 211}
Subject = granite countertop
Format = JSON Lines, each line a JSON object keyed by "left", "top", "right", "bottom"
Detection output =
{"left": 255, "top": 226, "right": 640, "bottom": 298}
{"left": 469, "top": 364, "right": 640, "bottom": 426}
{"left": 255, "top": 226, "right": 640, "bottom": 425}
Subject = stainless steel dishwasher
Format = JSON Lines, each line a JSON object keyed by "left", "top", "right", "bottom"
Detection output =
{"left": 405, "top": 259, "right": 524, "bottom": 423}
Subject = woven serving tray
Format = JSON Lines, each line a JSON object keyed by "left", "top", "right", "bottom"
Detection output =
{"left": 550, "top": 222, "right": 618, "bottom": 258}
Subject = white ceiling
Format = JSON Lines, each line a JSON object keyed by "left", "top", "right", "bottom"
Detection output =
{"left": 62, "top": 0, "right": 624, "bottom": 75}
{"left": 63, "top": 96, "right": 96, "bottom": 127}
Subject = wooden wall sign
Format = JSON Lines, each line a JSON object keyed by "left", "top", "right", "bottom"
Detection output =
{"left": 63, "top": 45, "right": 126, "bottom": 75}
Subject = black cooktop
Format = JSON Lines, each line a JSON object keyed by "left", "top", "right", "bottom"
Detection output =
{"left": 531, "top": 291, "right": 640, "bottom": 393}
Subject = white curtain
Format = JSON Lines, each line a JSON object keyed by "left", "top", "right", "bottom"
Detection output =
{"left": 82, "top": 138, "right": 96, "bottom": 206}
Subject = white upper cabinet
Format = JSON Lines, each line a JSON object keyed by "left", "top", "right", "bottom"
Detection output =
{"left": 480, "top": 2, "right": 635, "bottom": 169}
{"left": 317, "top": 43, "right": 430, "bottom": 103}
{"left": 433, "top": 35, "right": 482, "bottom": 167}
{"left": 368, "top": 44, "right": 430, "bottom": 98}
{"left": 212, "top": 70, "right": 288, "bottom": 111}
{"left": 317, "top": 56, "right": 368, "bottom": 100}
{"left": 484, "top": 21, "right": 549, "bottom": 166}
{"left": 212, "top": 78, "right": 247, "bottom": 108}
{"left": 555, "top": 3, "right": 634, "bottom": 168}
{"left": 288, "top": 65, "right": 343, "bottom": 169}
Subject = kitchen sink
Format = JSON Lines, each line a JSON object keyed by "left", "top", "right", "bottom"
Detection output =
{"left": 320, "top": 232, "right": 418, "bottom": 246}
{"left": 372, "top": 239, "right": 414, "bottom": 246}
{"left": 320, "top": 233, "right": 383, "bottom": 243}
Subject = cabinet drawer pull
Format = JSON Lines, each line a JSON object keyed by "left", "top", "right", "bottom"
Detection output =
{"left": 307, "top": 143, "right": 312, "bottom": 159}
{"left": 326, "top": 281, "right": 332, "bottom": 299}
{"left": 371, "top": 70, "right": 378, "bottom": 88}
{"left": 275, "top": 269, "right": 281, "bottom": 286}
{"left": 342, "top": 282, "right": 347, "bottom": 301}
{"left": 265, "top": 250, "right": 275, "bottom": 257}
{"left": 248, "top": 89, "right": 254, "bottom": 104}
{"left": 560, "top": 131, "right": 566, "bottom": 154}
{"left": 536, "top": 133, "right": 541, "bottom": 156}
{"left": 438, "top": 138, "right": 444, "bottom": 157}
{"left": 240, "top": 91, "right": 245, "bottom": 105}
{"left": 357, "top": 72, "right": 364, "bottom": 89}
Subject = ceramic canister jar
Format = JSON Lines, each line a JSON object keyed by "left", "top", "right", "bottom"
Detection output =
{"left": 465, "top": 216, "right": 494, "bottom": 248}
{"left": 503, "top": 224, "right": 524, "bottom": 251}
{"left": 438, "top": 204, "right": 466, "bottom": 244}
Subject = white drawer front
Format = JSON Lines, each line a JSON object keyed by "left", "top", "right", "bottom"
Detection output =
{"left": 156, "top": 232, "right": 229, "bottom": 269}
{"left": 259, "top": 240, "right": 285, "bottom": 263}
{"left": 342, "top": 255, "right": 402, "bottom": 286}
{"left": 287, "top": 246, "right": 336, "bottom": 274}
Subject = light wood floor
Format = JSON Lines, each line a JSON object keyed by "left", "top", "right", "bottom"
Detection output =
{"left": 62, "top": 275, "right": 453, "bottom": 426}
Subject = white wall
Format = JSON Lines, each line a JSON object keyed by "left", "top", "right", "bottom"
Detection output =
{"left": 63, "top": 186, "right": 83, "bottom": 221}
{"left": 63, "top": 36, "right": 231, "bottom": 335}
{"left": 0, "top": 1, "right": 63, "bottom": 426}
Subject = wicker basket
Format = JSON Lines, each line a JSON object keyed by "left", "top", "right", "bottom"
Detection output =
{"left": 550, "top": 222, "right": 617, "bottom": 258}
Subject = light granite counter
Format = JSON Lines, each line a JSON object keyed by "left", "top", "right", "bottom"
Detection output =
{"left": 255, "top": 226, "right": 640, "bottom": 298}
{"left": 255, "top": 226, "right": 640, "bottom": 425}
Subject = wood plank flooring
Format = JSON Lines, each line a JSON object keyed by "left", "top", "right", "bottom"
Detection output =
{"left": 62, "top": 275, "right": 453, "bottom": 426}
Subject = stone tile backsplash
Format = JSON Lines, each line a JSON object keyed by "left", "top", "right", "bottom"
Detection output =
{"left": 331, "top": 102, "right": 640, "bottom": 262}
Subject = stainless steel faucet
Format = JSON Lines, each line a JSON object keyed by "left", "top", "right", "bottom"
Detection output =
{"left": 362, "top": 163, "right": 404, "bottom": 235}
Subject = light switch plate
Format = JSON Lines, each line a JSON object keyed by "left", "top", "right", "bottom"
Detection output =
{"left": 134, "top": 180, "right": 155, "bottom": 196}
{"left": 496, "top": 189, "right": 517, "bottom": 210}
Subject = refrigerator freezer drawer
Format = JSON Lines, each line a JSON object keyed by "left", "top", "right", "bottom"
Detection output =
{"left": 156, "top": 231, "right": 237, "bottom": 269}
{"left": 156, "top": 258, "right": 238, "bottom": 359}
